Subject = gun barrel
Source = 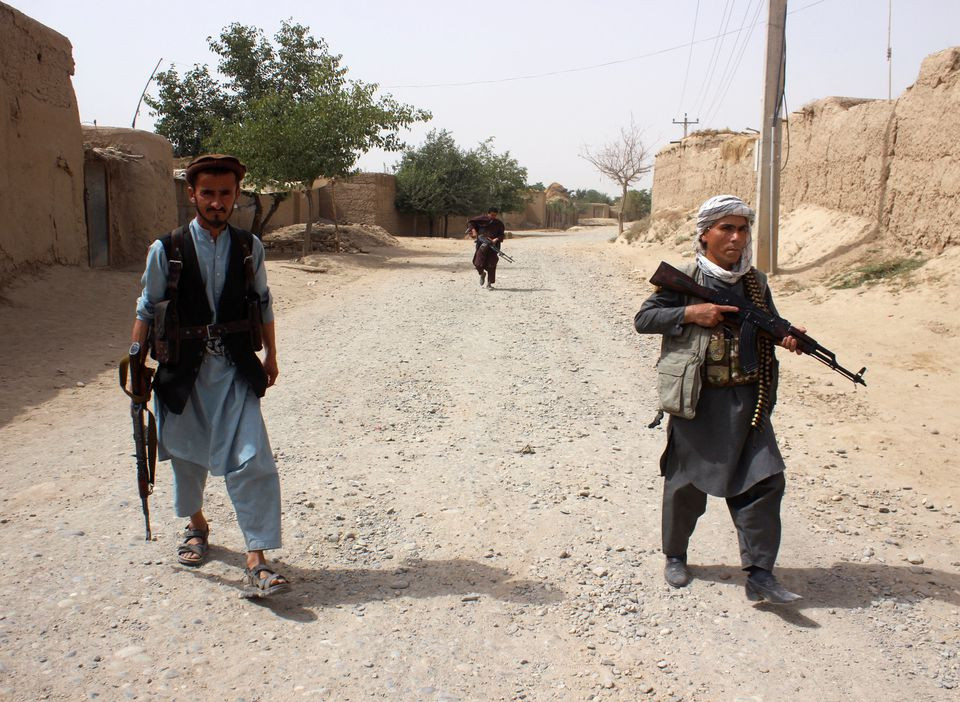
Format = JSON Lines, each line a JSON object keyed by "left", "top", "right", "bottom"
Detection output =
{"left": 141, "top": 498, "right": 152, "bottom": 541}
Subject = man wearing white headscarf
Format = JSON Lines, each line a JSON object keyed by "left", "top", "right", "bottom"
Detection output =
{"left": 634, "top": 194, "right": 805, "bottom": 605}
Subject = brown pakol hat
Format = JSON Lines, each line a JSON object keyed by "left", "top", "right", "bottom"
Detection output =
{"left": 185, "top": 154, "right": 247, "bottom": 185}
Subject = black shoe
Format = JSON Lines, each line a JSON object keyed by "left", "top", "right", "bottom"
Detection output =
{"left": 745, "top": 569, "right": 802, "bottom": 604}
{"left": 664, "top": 556, "right": 691, "bottom": 588}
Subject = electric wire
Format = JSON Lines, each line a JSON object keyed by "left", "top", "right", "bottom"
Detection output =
{"left": 699, "top": 0, "right": 760, "bottom": 121}
{"left": 703, "top": 0, "right": 765, "bottom": 125}
{"left": 690, "top": 0, "right": 736, "bottom": 117}
{"left": 675, "top": 0, "right": 702, "bottom": 117}
{"left": 382, "top": 0, "right": 833, "bottom": 90}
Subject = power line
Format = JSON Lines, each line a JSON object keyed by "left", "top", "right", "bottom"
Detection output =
{"left": 675, "top": 0, "right": 702, "bottom": 116}
{"left": 699, "top": 0, "right": 759, "bottom": 118}
{"left": 703, "top": 0, "right": 765, "bottom": 124}
{"left": 382, "top": 0, "right": 832, "bottom": 90}
{"left": 691, "top": 0, "right": 736, "bottom": 116}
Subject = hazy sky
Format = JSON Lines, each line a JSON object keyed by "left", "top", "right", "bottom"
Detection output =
{"left": 13, "top": 0, "right": 960, "bottom": 195}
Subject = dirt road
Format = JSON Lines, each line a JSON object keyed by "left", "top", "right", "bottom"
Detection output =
{"left": 1, "top": 226, "right": 958, "bottom": 701}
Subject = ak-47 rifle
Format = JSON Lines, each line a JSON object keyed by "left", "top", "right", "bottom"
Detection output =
{"left": 477, "top": 235, "right": 516, "bottom": 263}
{"left": 119, "top": 341, "right": 158, "bottom": 540}
{"left": 649, "top": 261, "right": 867, "bottom": 386}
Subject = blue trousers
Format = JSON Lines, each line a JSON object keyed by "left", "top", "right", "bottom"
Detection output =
{"left": 171, "top": 456, "right": 282, "bottom": 551}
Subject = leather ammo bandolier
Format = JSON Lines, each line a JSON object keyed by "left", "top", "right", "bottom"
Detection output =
{"left": 150, "top": 225, "right": 267, "bottom": 414}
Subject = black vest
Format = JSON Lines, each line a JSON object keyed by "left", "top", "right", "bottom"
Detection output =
{"left": 152, "top": 225, "right": 268, "bottom": 414}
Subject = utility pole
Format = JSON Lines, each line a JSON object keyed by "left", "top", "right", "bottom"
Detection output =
{"left": 887, "top": 0, "right": 893, "bottom": 101}
{"left": 755, "top": 0, "right": 787, "bottom": 274}
{"left": 672, "top": 112, "right": 699, "bottom": 139}
{"left": 132, "top": 58, "right": 163, "bottom": 129}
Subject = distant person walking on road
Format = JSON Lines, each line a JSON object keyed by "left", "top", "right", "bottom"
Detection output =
{"left": 634, "top": 194, "right": 807, "bottom": 605}
{"left": 130, "top": 154, "right": 290, "bottom": 599}
{"left": 467, "top": 207, "right": 506, "bottom": 289}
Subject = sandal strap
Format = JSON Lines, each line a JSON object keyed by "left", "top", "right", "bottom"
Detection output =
{"left": 182, "top": 526, "right": 209, "bottom": 541}
{"left": 177, "top": 543, "right": 207, "bottom": 556}
{"left": 246, "top": 565, "right": 287, "bottom": 589}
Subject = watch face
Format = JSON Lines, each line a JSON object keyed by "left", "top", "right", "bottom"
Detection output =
{"left": 129, "top": 341, "right": 141, "bottom": 356}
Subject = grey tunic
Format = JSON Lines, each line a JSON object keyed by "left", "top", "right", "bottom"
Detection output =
{"left": 635, "top": 273, "right": 786, "bottom": 498}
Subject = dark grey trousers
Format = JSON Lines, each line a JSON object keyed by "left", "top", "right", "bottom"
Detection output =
{"left": 661, "top": 471, "right": 786, "bottom": 571}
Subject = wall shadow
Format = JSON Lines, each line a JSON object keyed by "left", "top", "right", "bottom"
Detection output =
{"left": 180, "top": 546, "right": 565, "bottom": 622}
{"left": 0, "top": 265, "right": 145, "bottom": 428}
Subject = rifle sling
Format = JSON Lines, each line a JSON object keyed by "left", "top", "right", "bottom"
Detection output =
{"left": 118, "top": 356, "right": 158, "bottom": 493}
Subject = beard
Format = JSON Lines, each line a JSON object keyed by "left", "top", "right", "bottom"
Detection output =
{"left": 195, "top": 203, "right": 233, "bottom": 230}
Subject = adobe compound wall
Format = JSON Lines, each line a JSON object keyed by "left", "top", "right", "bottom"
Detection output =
{"left": 316, "top": 173, "right": 400, "bottom": 233}
{"left": 0, "top": 2, "right": 86, "bottom": 285}
{"left": 82, "top": 126, "right": 177, "bottom": 265}
{"left": 650, "top": 47, "right": 960, "bottom": 252}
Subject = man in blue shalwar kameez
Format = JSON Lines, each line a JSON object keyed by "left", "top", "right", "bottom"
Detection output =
{"left": 131, "top": 154, "right": 290, "bottom": 598}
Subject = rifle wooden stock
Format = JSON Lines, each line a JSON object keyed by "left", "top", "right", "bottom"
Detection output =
{"left": 649, "top": 261, "right": 867, "bottom": 387}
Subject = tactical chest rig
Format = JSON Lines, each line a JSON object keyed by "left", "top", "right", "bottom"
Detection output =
{"left": 150, "top": 225, "right": 267, "bottom": 413}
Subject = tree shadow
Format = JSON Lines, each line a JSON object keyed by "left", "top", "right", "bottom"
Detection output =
{"left": 179, "top": 545, "right": 565, "bottom": 622}
{"left": 693, "top": 561, "right": 960, "bottom": 629}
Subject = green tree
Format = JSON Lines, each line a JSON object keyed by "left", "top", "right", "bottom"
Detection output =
{"left": 145, "top": 65, "right": 231, "bottom": 157}
{"left": 571, "top": 188, "right": 614, "bottom": 207}
{"left": 394, "top": 133, "right": 529, "bottom": 236}
{"left": 617, "top": 188, "right": 652, "bottom": 221}
{"left": 216, "top": 72, "right": 429, "bottom": 254}
{"left": 394, "top": 130, "right": 470, "bottom": 235}
{"left": 471, "top": 139, "right": 529, "bottom": 214}
{"left": 149, "top": 20, "right": 429, "bottom": 249}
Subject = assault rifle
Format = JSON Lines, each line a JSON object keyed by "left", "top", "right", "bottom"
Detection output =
{"left": 478, "top": 235, "right": 516, "bottom": 263}
{"left": 119, "top": 341, "right": 158, "bottom": 540}
{"left": 649, "top": 261, "right": 867, "bottom": 386}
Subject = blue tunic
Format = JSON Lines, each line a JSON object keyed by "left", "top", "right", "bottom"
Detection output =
{"left": 136, "top": 219, "right": 275, "bottom": 476}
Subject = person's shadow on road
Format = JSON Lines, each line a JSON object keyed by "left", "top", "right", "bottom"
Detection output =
{"left": 180, "top": 546, "right": 564, "bottom": 622}
{"left": 693, "top": 561, "right": 960, "bottom": 629}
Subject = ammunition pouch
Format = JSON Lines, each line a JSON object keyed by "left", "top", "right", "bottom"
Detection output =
{"left": 150, "top": 251, "right": 183, "bottom": 364}
{"left": 704, "top": 328, "right": 758, "bottom": 387}
{"left": 242, "top": 253, "right": 263, "bottom": 352}
{"left": 151, "top": 299, "right": 180, "bottom": 364}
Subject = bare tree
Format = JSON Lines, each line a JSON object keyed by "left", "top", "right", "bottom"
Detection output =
{"left": 580, "top": 118, "right": 652, "bottom": 235}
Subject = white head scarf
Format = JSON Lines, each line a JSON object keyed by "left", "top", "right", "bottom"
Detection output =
{"left": 694, "top": 194, "right": 755, "bottom": 283}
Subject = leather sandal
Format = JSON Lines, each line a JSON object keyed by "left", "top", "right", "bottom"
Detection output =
{"left": 240, "top": 565, "right": 291, "bottom": 599}
{"left": 176, "top": 525, "right": 210, "bottom": 567}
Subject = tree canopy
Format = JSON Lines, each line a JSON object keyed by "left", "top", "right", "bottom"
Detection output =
{"left": 146, "top": 19, "right": 430, "bottom": 251}
{"left": 394, "top": 131, "right": 529, "bottom": 235}
{"left": 571, "top": 188, "right": 614, "bottom": 206}
{"left": 617, "top": 188, "right": 652, "bottom": 221}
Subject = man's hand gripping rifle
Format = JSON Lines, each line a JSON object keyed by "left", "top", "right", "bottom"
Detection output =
{"left": 650, "top": 261, "right": 867, "bottom": 386}
{"left": 477, "top": 235, "right": 516, "bottom": 263}
{"left": 119, "top": 342, "right": 158, "bottom": 540}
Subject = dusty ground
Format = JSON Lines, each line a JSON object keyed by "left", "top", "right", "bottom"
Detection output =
{"left": 1, "top": 226, "right": 958, "bottom": 701}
